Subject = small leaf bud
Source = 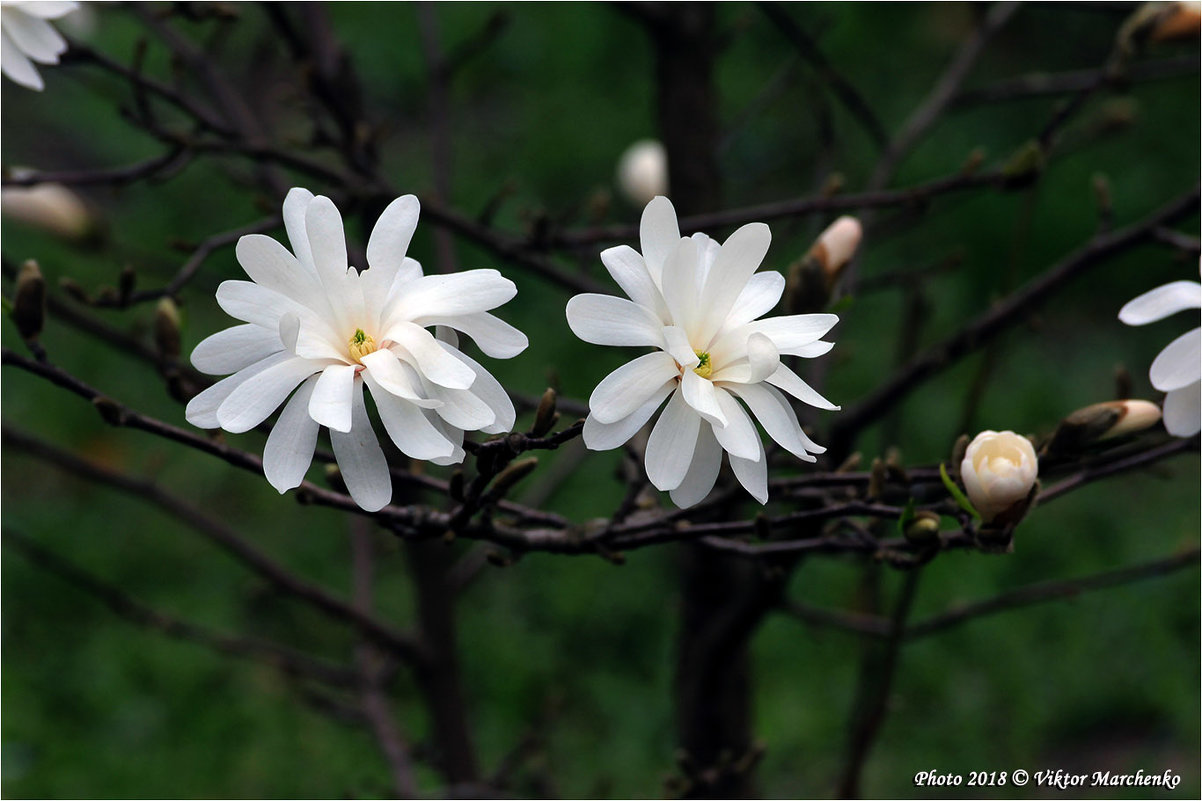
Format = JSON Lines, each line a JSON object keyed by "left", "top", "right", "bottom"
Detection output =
{"left": 531, "top": 387, "right": 558, "bottom": 437}
{"left": 154, "top": 297, "right": 182, "bottom": 361}
{"left": 13, "top": 260, "right": 45, "bottom": 340}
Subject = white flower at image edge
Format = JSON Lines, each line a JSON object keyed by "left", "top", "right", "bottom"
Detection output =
{"left": 186, "top": 188, "right": 528, "bottom": 511}
{"left": 1119, "top": 278, "right": 1201, "bottom": 437}
{"left": 566, "top": 196, "right": 839, "bottom": 508}
{"left": 1, "top": 1, "right": 77, "bottom": 91}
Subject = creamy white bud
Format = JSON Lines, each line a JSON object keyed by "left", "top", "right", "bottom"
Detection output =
{"left": 1099, "top": 399, "right": 1163, "bottom": 439}
{"left": 2, "top": 184, "right": 93, "bottom": 241}
{"left": 960, "top": 430, "right": 1038, "bottom": 523}
{"left": 812, "top": 216, "right": 862, "bottom": 279}
{"left": 616, "top": 140, "right": 667, "bottom": 206}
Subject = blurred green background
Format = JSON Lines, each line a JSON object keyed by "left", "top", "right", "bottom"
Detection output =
{"left": 2, "top": 3, "right": 1198, "bottom": 798}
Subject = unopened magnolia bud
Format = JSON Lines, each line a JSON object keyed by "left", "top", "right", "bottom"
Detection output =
{"left": 13, "top": 260, "right": 46, "bottom": 340}
{"left": 811, "top": 216, "right": 862, "bottom": 285}
{"left": 904, "top": 511, "right": 941, "bottom": 544}
{"left": 1, "top": 183, "right": 94, "bottom": 241}
{"left": 960, "top": 431, "right": 1039, "bottom": 525}
{"left": 615, "top": 139, "right": 667, "bottom": 207}
{"left": 1049, "top": 400, "right": 1163, "bottom": 453}
{"left": 531, "top": 387, "right": 558, "bottom": 437}
{"left": 154, "top": 297, "right": 182, "bottom": 360}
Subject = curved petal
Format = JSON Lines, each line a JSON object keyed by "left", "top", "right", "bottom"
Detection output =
{"left": 363, "top": 373, "right": 455, "bottom": 460}
{"left": 4, "top": 11, "right": 66, "bottom": 63}
{"left": 696, "top": 222, "right": 771, "bottom": 343}
{"left": 217, "top": 356, "right": 326, "bottom": 434}
{"left": 309, "top": 363, "right": 357, "bottom": 433}
{"left": 766, "top": 363, "right": 840, "bottom": 411}
{"left": 191, "top": 324, "right": 282, "bottom": 376}
{"left": 744, "top": 314, "right": 839, "bottom": 352}
{"left": 566, "top": 293, "right": 666, "bottom": 348}
{"left": 669, "top": 424, "right": 723, "bottom": 508}
{"left": 661, "top": 236, "right": 701, "bottom": 338}
{"left": 588, "top": 351, "right": 680, "bottom": 424}
{"left": 793, "top": 340, "right": 835, "bottom": 358}
{"left": 728, "top": 434, "right": 768, "bottom": 505}
{"left": 582, "top": 379, "right": 674, "bottom": 451}
{"left": 1149, "top": 328, "right": 1201, "bottom": 392}
{"left": 366, "top": 195, "right": 420, "bottom": 272}
{"left": 1119, "top": 281, "right": 1202, "bottom": 326}
{"left": 600, "top": 245, "right": 668, "bottom": 319}
{"left": 1162, "top": 382, "right": 1201, "bottom": 437}
{"left": 1, "top": 29, "right": 43, "bottom": 89}
{"left": 329, "top": 386, "right": 392, "bottom": 512}
{"left": 725, "top": 382, "right": 821, "bottom": 461}
{"left": 235, "top": 234, "right": 324, "bottom": 307}
{"left": 712, "top": 388, "right": 761, "bottom": 461}
{"left": 423, "top": 381, "right": 497, "bottom": 431}
{"left": 12, "top": 3, "right": 79, "bottom": 19}
{"left": 389, "top": 322, "right": 476, "bottom": 390}
{"left": 439, "top": 342, "right": 516, "bottom": 434}
{"left": 390, "top": 269, "right": 517, "bottom": 322}
{"left": 645, "top": 389, "right": 701, "bottom": 491}
{"left": 216, "top": 280, "right": 291, "bottom": 328}
{"left": 681, "top": 370, "right": 727, "bottom": 428}
{"left": 662, "top": 325, "right": 700, "bottom": 369}
{"left": 262, "top": 376, "right": 320, "bottom": 493}
{"left": 412, "top": 312, "right": 528, "bottom": 359}
{"left": 305, "top": 195, "right": 349, "bottom": 290}
{"left": 724, "top": 270, "right": 785, "bottom": 330}
{"left": 639, "top": 196, "right": 681, "bottom": 284}
{"left": 281, "top": 188, "right": 317, "bottom": 273}
{"left": 360, "top": 349, "right": 441, "bottom": 408}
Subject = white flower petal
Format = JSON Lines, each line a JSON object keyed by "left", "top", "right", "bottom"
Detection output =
{"left": 793, "top": 340, "right": 835, "bottom": 358}
{"left": 4, "top": 10, "right": 66, "bottom": 63}
{"left": 724, "top": 270, "right": 785, "bottom": 330}
{"left": 645, "top": 389, "right": 701, "bottom": 491}
{"left": 725, "top": 382, "right": 821, "bottom": 461}
{"left": 215, "top": 280, "right": 291, "bottom": 328}
{"left": 1119, "top": 281, "right": 1202, "bottom": 326}
{"left": 566, "top": 293, "right": 665, "bottom": 348}
{"left": 696, "top": 222, "right": 771, "bottom": 344}
{"left": 389, "top": 322, "right": 476, "bottom": 390}
{"left": 588, "top": 351, "right": 680, "bottom": 424}
{"left": 600, "top": 245, "right": 667, "bottom": 318}
{"left": 744, "top": 314, "right": 839, "bottom": 353}
{"left": 217, "top": 356, "right": 325, "bottom": 434}
{"left": 766, "top": 363, "right": 840, "bottom": 411}
{"left": 366, "top": 194, "right": 420, "bottom": 272}
{"left": 423, "top": 380, "right": 497, "bottom": 431}
{"left": 681, "top": 370, "right": 727, "bottom": 428}
{"left": 391, "top": 270, "right": 517, "bottom": 321}
{"left": 262, "top": 376, "right": 320, "bottom": 493}
{"left": 359, "top": 350, "right": 441, "bottom": 408}
{"left": 309, "top": 363, "right": 357, "bottom": 433}
{"left": 728, "top": 434, "right": 768, "bottom": 504}
{"left": 1163, "top": 382, "right": 1201, "bottom": 437}
{"left": 582, "top": 379, "right": 674, "bottom": 451}
{"left": 185, "top": 351, "right": 292, "bottom": 428}
{"left": 661, "top": 236, "right": 702, "bottom": 338}
{"left": 13, "top": 3, "right": 79, "bottom": 20}
{"left": 282, "top": 187, "right": 317, "bottom": 274}
{"left": 1149, "top": 328, "right": 1201, "bottom": 392}
{"left": 329, "top": 387, "right": 392, "bottom": 512}
{"left": 191, "top": 324, "right": 282, "bottom": 376}
{"left": 235, "top": 234, "right": 324, "bottom": 306}
{"left": 639, "top": 196, "right": 681, "bottom": 284}
{"left": 1, "top": 29, "right": 42, "bottom": 89}
{"left": 692, "top": 232, "right": 721, "bottom": 290}
{"left": 441, "top": 344, "right": 516, "bottom": 434}
{"left": 305, "top": 195, "right": 350, "bottom": 291}
{"left": 712, "top": 388, "right": 761, "bottom": 461}
{"left": 363, "top": 373, "right": 455, "bottom": 460}
{"left": 662, "top": 325, "right": 699, "bottom": 369}
{"left": 413, "top": 312, "right": 528, "bottom": 359}
{"left": 669, "top": 424, "right": 723, "bottom": 508}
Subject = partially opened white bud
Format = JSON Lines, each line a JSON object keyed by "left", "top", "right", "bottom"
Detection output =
{"left": 2, "top": 183, "right": 94, "bottom": 241}
{"left": 616, "top": 139, "right": 667, "bottom": 207}
{"left": 1097, "top": 399, "right": 1163, "bottom": 439}
{"left": 960, "top": 430, "right": 1039, "bottom": 524}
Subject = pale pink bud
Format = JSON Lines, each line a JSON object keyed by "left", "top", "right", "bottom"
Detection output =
{"left": 960, "top": 431, "right": 1039, "bottom": 524}
{"left": 811, "top": 216, "right": 862, "bottom": 281}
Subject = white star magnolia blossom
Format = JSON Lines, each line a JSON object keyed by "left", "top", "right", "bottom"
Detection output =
{"left": 1, "top": 1, "right": 77, "bottom": 91}
{"left": 1119, "top": 277, "right": 1201, "bottom": 437}
{"left": 566, "top": 196, "right": 839, "bottom": 508}
{"left": 186, "top": 188, "right": 527, "bottom": 511}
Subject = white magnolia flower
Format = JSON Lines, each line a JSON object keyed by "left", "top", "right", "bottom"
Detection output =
{"left": 1, "top": 1, "right": 77, "bottom": 91}
{"left": 960, "top": 430, "right": 1038, "bottom": 524}
{"left": 1119, "top": 278, "right": 1201, "bottom": 437}
{"left": 616, "top": 139, "right": 667, "bottom": 207}
{"left": 566, "top": 196, "right": 839, "bottom": 508}
{"left": 186, "top": 188, "right": 527, "bottom": 511}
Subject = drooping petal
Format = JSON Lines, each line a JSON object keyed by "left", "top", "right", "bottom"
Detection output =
{"left": 191, "top": 324, "right": 282, "bottom": 376}
{"left": 1, "top": 29, "right": 42, "bottom": 90}
{"left": 712, "top": 388, "right": 761, "bottom": 461}
{"left": 282, "top": 187, "right": 316, "bottom": 274}
{"left": 1162, "top": 382, "right": 1201, "bottom": 437}
{"left": 681, "top": 370, "right": 727, "bottom": 428}
{"left": 566, "top": 293, "right": 666, "bottom": 348}
{"left": 1149, "top": 328, "right": 1201, "bottom": 392}
{"left": 588, "top": 351, "right": 680, "bottom": 424}
{"left": 645, "top": 389, "right": 701, "bottom": 491}
{"left": 582, "top": 379, "right": 674, "bottom": 451}
{"left": 3, "top": 10, "right": 66, "bottom": 63}
{"left": 723, "top": 270, "right": 785, "bottom": 330}
{"left": 422, "top": 380, "right": 497, "bottom": 431}
{"left": 366, "top": 195, "right": 420, "bottom": 272}
{"left": 1119, "top": 281, "right": 1202, "bottom": 326}
{"left": 363, "top": 373, "right": 455, "bottom": 460}
{"left": 389, "top": 322, "right": 476, "bottom": 390}
{"left": 743, "top": 314, "right": 839, "bottom": 353}
{"left": 669, "top": 424, "right": 723, "bottom": 508}
{"left": 309, "top": 363, "right": 357, "bottom": 433}
{"left": 793, "top": 340, "right": 835, "bottom": 358}
{"left": 412, "top": 312, "right": 528, "bottom": 359}
{"left": 766, "top": 362, "right": 840, "bottom": 411}
{"left": 725, "top": 382, "right": 821, "bottom": 461}
{"left": 696, "top": 222, "right": 771, "bottom": 344}
{"left": 639, "top": 196, "right": 681, "bottom": 284}
{"left": 329, "top": 385, "right": 392, "bottom": 512}
{"left": 359, "top": 350, "right": 441, "bottom": 408}
{"left": 217, "top": 355, "right": 326, "bottom": 434}
{"left": 389, "top": 270, "right": 517, "bottom": 322}
{"left": 262, "top": 376, "right": 320, "bottom": 493}
{"left": 728, "top": 434, "right": 768, "bottom": 504}
{"left": 661, "top": 236, "right": 701, "bottom": 338}
{"left": 442, "top": 345, "right": 516, "bottom": 434}
{"left": 599, "top": 245, "right": 668, "bottom": 319}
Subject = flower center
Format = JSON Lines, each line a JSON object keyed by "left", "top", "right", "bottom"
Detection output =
{"left": 348, "top": 328, "right": 377, "bottom": 363}
{"left": 693, "top": 351, "right": 712, "bottom": 379}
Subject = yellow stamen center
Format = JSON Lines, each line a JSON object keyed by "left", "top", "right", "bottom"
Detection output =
{"left": 693, "top": 351, "right": 712, "bottom": 379}
{"left": 348, "top": 328, "right": 377, "bottom": 362}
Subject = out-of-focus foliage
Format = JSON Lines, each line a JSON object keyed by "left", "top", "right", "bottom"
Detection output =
{"left": 2, "top": 3, "right": 1198, "bottom": 798}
